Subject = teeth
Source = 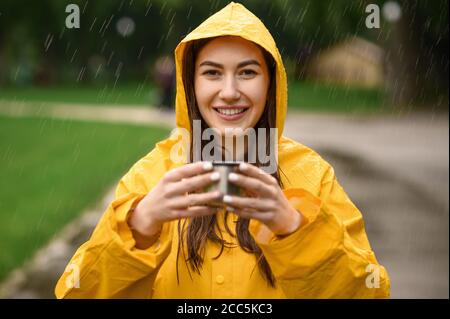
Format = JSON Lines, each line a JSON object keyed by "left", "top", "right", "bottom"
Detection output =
{"left": 217, "top": 108, "right": 246, "bottom": 115}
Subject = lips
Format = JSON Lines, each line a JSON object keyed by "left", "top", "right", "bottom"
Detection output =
{"left": 212, "top": 106, "right": 249, "bottom": 121}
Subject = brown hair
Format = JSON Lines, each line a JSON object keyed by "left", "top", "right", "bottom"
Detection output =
{"left": 178, "top": 36, "right": 281, "bottom": 287}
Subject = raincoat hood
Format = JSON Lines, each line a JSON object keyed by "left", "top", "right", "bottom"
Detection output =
{"left": 174, "top": 2, "right": 287, "bottom": 138}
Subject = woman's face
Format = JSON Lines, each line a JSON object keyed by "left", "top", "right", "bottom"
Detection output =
{"left": 194, "top": 36, "right": 270, "bottom": 135}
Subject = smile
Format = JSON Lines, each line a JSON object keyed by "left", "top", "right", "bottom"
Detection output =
{"left": 213, "top": 106, "right": 249, "bottom": 120}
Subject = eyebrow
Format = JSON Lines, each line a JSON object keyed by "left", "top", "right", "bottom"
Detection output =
{"left": 199, "top": 59, "right": 261, "bottom": 69}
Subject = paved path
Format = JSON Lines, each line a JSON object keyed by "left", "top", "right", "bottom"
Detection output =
{"left": 283, "top": 110, "right": 449, "bottom": 298}
{"left": 0, "top": 101, "right": 175, "bottom": 126}
{"left": 0, "top": 102, "right": 448, "bottom": 298}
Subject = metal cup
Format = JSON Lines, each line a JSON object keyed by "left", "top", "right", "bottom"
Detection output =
{"left": 205, "top": 161, "right": 243, "bottom": 208}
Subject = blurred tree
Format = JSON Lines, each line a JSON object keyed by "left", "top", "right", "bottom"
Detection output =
{"left": 379, "top": 0, "right": 448, "bottom": 108}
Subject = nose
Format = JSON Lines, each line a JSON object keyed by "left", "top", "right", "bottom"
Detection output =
{"left": 218, "top": 75, "right": 241, "bottom": 101}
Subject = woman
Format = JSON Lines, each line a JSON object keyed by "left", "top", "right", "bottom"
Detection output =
{"left": 55, "top": 2, "right": 390, "bottom": 298}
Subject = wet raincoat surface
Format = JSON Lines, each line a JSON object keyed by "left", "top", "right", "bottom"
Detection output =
{"left": 55, "top": 2, "right": 390, "bottom": 299}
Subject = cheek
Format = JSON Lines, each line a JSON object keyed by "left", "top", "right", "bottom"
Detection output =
{"left": 194, "top": 78, "right": 218, "bottom": 127}
{"left": 195, "top": 78, "right": 215, "bottom": 108}
{"left": 245, "top": 78, "right": 268, "bottom": 110}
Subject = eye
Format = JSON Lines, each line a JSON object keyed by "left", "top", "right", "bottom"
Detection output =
{"left": 240, "top": 69, "right": 257, "bottom": 77}
{"left": 202, "top": 70, "right": 221, "bottom": 76}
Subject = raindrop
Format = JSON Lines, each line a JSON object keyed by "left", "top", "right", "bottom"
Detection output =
{"left": 275, "top": 16, "right": 281, "bottom": 28}
{"left": 118, "top": 0, "right": 125, "bottom": 12}
{"left": 77, "top": 66, "right": 86, "bottom": 82}
{"left": 102, "top": 14, "right": 115, "bottom": 37}
{"left": 166, "top": 7, "right": 172, "bottom": 21}
{"left": 13, "top": 65, "right": 21, "bottom": 81}
{"left": 114, "top": 62, "right": 123, "bottom": 88}
{"left": 89, "top": 17, "right": 97, "bottom": 32}
{"left": 145, "top": 1, "right": 153, "bottom": 16}
{"left": 115, "top": 62, "right": 123, "bottom": 78}
{"left": 160, "top": 2, "right": 166, "bottom": 15}
{"left": 99, "top": 19, "right": 107, "bottom": 34}
{"left": 165, "top": 24, "right": 174, "bottom": 41}
{"left": 157, "top": 36, "right": 164, "bottom": 49}
{"left": 101, "top": 40, "right": 108, "bottom": 54}
{"left": 137, "top": 46, "right": 144, "bottom": 60}
{"left": 342, "top": 4, "right": 348, "bottom": 16}
{"left": 70, "top": 49, "right": 78, "bottom": 63}
{"left": 170, "top": 12, "right": 176, "bottom": 25}
{"left": 82, "top": 0, "right": 89, "bottom": 14}
{"left": 94, "top": 63, "right": 102, "bottom": 79}
{"left": 107, "top": 51, "right": 115, "bottom": 66}
{"left": 97, "top": 85, "right": 107, "bottom": 101}
{"left": 134, "top": 82, "right": 144, "bottom": 97}
{"left": 59, "top": 26, "right": 65, "bottom": 39}
{"left": 44, "top": 33, "right": 53, "bottom": 52}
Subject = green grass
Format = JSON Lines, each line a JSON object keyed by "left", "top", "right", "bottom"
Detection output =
{"left": 0, "top": 82, "right": 384, "bottom": 114}
{"left": 0, "top": 83, "right": 158, "bottom": 106}
{"left": 288, "top": 82, "right": 384, "bottom": 114}
{"left": 0, "top": 116, "right": 170, "bottom": 280}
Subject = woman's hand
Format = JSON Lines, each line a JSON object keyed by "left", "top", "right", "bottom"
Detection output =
{"left": 128, "top": 161, "right": 222, "bottom": 247}
{"left": 224, "top": 162, "right": 303, "bottom": 236}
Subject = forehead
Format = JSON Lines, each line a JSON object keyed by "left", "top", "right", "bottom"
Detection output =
{"left": 196, "top": 36, "right": 265, "bottom": 65}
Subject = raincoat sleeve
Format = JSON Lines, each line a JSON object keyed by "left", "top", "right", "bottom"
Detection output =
{"left": 55, "top": 151, "right": 173, "bottom": 299}
{"left": 249, "top": 165, "right": 390, "bottom": 298}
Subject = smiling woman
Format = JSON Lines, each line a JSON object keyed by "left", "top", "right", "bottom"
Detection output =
{"left": 183, "top": 35, "right": 278, "bottom": 168}
{"left": 55, "top": 2, "right": 390, "bottom": 299}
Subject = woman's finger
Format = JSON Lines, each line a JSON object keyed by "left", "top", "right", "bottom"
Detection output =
{"left": 233, "top": 208, "right": 273, "bottom": 223}
{"left": 170, "top": 190, "right": 222, "bottom": 209}
{"left": 167, "top": 171, "right": 220, "bottom": 196}
{"left": 237, "top": 162, "right": 277, "bottom": 185}
{"left": 223, "top": 195, "right": 273, "bottom": 212}
{"left": 164, "top": 161, "right": 213, "bottom": 182}
{"left": 228, "top": 173, "right": 275, "bottom": 198}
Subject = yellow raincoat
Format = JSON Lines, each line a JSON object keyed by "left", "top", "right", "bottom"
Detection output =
{"left": 55, "top": 2, "right": 390, "bottom": 299}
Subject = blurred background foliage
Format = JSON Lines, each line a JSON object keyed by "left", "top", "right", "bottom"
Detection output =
{"left": 0, "top": 0, "right": 448, "bottom": 108}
